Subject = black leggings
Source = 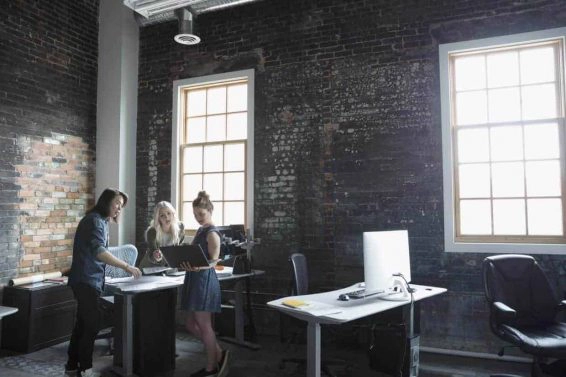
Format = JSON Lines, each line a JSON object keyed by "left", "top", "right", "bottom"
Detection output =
{"left": 67, "top": 283, "right": 101, "bottom": 371}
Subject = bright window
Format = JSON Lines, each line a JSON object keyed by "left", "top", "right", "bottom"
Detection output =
{"left": 172, "top": 70, "right": 254, "bottom": 232}
{"left": 440, "top": 28, "right": 566, "bottom": 254}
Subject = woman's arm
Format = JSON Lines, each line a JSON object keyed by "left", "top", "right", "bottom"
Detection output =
{"left": 146, "top": 227, "right": 159, "bottom": 251}
{"left": 97, "top": 250, "right": 142, "bottom": 278}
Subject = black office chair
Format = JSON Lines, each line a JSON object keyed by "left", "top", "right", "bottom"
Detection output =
{"left": 483, "top": 254, "right": 566, "bottom": 377}
{"left": 279, "top": 253, "right": 348, "bottom": 377}
{"left": 96, "top": 244, "right": 138, "bottom": 354}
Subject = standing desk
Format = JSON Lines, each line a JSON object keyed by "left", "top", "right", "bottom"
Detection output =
{"left": 106, "top": 269, "right": 264, "bottom": 377}
{"left": 268, "top": 283, "right": 446, "bottom": 377}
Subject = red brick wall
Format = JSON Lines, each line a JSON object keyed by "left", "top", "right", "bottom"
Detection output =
{"left": 15, "top": 134, "right": 94, "bottom": 276}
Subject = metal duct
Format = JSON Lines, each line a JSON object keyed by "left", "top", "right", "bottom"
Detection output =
{"left": 174, "top": 8, "right": 200, "bottom": 45}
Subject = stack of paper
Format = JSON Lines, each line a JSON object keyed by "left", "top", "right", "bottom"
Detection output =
{"left": 281, "top": 299, "right": 341, "bottom": 316}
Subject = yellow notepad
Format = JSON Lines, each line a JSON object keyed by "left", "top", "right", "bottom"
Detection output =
{"left": 281, "top": 299, "right": 308, "bottom": 308}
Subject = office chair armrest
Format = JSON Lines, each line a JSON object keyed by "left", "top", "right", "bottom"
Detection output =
{"left": 493, "top": 301, "right": 516, "bottom": 319}
{"left": 558, "top": 300, "right": 566, "bottom": 311}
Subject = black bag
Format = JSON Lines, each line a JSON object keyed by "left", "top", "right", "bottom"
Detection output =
{"left": 367, "top": 322, "right": 408, "bottom": 377}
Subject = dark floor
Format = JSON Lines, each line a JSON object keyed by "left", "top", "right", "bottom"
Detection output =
{"left": 0, "top": 329, "right": 532, "bottom": 377}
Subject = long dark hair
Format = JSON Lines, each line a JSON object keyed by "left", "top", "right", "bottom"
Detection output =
{"left": 88, "top": 188, "right": 128, "bottom": 223}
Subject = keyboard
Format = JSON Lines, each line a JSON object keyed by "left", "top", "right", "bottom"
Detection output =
{"left": 342, "top": 289, "right": 385, "bottom": 299}
{"left": 142, "top": 266, "right": 171, "bottom": 275}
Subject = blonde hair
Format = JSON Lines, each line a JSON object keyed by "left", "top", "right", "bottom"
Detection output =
{"left": 148, "top": 201, "right": 181, "bottom": 245}
{"left": 192, "top": 191, "right": 214, "bottom": 212}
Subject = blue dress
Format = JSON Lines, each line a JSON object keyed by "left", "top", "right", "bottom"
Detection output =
{"left": 180, "top": 225, "right": 222, "bottom": 313}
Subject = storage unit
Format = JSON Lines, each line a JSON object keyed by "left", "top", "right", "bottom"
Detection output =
{"left": 1, "top": 282, "right": 76, "bottom": 353}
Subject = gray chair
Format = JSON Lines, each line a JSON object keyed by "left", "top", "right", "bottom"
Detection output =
{"left": 96, "top": 244, "right": 138, "bottom": 354}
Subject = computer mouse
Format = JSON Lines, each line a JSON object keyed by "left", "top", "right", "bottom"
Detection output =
{"left": 338, "top": 294, "right": 350, "bottom": 301}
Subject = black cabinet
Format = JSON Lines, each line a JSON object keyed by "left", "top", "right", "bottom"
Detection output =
{"left": 113, "top": 288, "right": 177, "bottom": 376}
{"left": 1, "top": 283, "right": 76, "bottom": 353}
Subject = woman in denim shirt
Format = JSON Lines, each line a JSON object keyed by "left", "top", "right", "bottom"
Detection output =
{"left": 65, "top": 188, "right": 142, "bottom": 377}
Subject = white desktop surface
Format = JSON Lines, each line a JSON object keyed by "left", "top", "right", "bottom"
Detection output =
{"left": 268, "top": 283, "right": 446, "bottom": 377}
{"left": 0, "top": 305, "right": 18, "bottom": 319}
{"left": 268, "top": 283, "right": 446, "bottom": 324}
{"left": 105, "top": 270, "right": 265, "bottom": 376}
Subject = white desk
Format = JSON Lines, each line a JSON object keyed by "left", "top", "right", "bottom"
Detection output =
{"left": 105, "top": 270, "right": 265, "bottom": 376}
{"left": 268, "top": 283, "right": 446, "bottom": 377}
{"left": 0, "top": 306, "right": 18, "bottom": 319}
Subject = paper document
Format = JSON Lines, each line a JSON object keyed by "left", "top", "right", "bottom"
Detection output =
{"left": 281, "top": 299, "right": 342, "bottom": 317}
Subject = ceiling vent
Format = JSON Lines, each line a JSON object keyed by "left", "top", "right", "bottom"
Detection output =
{"left": 174, "top": 8, "right": 200, "bottom": 45}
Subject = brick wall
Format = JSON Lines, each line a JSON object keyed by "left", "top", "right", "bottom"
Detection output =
{"left": 0, "top": 1, "right": 99, "bottom": 284}
{"left": 136, "top": 0, "right": 566, "bottom": 352}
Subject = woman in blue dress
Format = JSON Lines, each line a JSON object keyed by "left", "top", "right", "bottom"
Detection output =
{"left": 180, "top": 191, "right": 230, "bottom": 377}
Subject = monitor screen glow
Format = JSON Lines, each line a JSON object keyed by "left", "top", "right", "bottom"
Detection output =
{"left": 363, "top": 230, "right": 411, "bottom": 294}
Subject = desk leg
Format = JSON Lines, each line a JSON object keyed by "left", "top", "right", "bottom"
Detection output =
{"left": 306, "top": 321, "right": 321, "bottom": 377}
{"left": 113, "top": 294, "right": 137, "bottom": 377}
{"left": 218, "top": 279, "right": 261, "bottom": 350}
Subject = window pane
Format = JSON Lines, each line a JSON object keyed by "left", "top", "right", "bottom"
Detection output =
{"left": 525, "top": 160, "right": 561, "bottom": 197}
{"left": 203, "top": 145, "right": 223, "bottom": 172}
{"left": 457, "top": 128, "right": 489, "bottom": 163}
{"left": 460, "top": 199, "right": 492, "bottom": 235}
{"left": 521, "top": 84, "right": 557, "bottom": 120}
{"left": 183, "top": 202, "right": 200, "bottom": 229}
{"left": 454, "top": 55, "right": 486, "bottom": 91}
{"left": 492, "top": 162, "right": 524, "bottom": 198}
{"left": 207, "top": 115, "right": 226, "bottom": 142}
{"left": 490, "top": 125, "right": 523, "bottom": 162}
{"left": 207, "top": 87, "right": 226, "bottom": 114}
{"left": 224, "top": 172, "right": 245, "bottom": 200}
{"left": 183, "top": 146, "right": 202, "bottom": 174}
{"left": 520, "top": 47, "right": 555, "bottom": 85}
{"left": 487, "top": 51, "right": 519, "bottom": 88}
{"left": 524, "top": 123, "right": 559, "bottom": 160}
{"left": 203, "top": 173, "right": 223, "bottom": 200}
{"left": 227, "top": 84, "right": 247, "bottom": 112}
{"left": 224, "top": 201, "right": 245, "bottom": 225}
{"left": 186, "top": 117, "right": 205, "bottom": 144}
{"left": 527, "top": 198, "right": 563, "bottom": 236}
{"left": 227, "top": 113, "right": 247, "bottom": 140}
{"left": 459, "top": 164, "right": 490, "bottom": 198}
{"left": 215, "top": 202, "right": 224, "bottom": 226}
{"left": 488, "top": 88, "right": 521, "bottom": 123}
{"left": 187, "top": 89, "right": 206, "bottom": 116}
{"left": 493, "top": 199, "right": 526, "bottom": 235}
{"left": 183, "top": 174, "right": 202, "bottom": 201}
{"left": 224, "top": 143, "right": 245, "bottom": 171}
{"left": 456, "top": 91, "right": 488, "bottom": 126}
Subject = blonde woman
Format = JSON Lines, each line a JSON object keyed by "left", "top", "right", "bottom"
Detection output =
{"left": 139, "top": 201, "right": 185, "bottom": 269}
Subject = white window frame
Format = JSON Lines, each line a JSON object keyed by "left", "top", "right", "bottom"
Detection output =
{"left": 172, "top": 69, "right": 255, "bottom": 236}
{"left": 440, "top": 27, "right": 566, "bottom": 254}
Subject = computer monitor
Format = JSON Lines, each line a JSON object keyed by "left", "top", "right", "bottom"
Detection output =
{"left": 363, "top": 230, "right": 411, "bottom": 296}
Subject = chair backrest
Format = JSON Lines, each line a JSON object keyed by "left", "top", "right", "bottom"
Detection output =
{"left": 483, "top": 254, "right": 559, "bottom": 326}
{"left": 289, "top": 253, "right": 309, "bottom": 296}
{"left": 105, "top": 244, "right": 138, "bottom": 278}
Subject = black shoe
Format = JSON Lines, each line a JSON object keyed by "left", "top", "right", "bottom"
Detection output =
{"left": 218, "top": 349, "right": 231, "bottom": 377}
{"left": 190, "top": 367, "right": 218, "bottom": 377}
{"left": 64, "top": 361, "right": 79, "bottom": 376}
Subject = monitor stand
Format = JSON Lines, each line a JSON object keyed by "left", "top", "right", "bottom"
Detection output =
{"left": 379, "top": 277, "right": 410, "bottom": 301}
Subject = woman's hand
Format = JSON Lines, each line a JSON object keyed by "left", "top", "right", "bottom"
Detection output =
{"left": 152, "top": 249, "right": 163, "bottom": 262}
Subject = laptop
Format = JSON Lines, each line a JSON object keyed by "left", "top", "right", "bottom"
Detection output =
{"left": 160, "top": 244, "right": 210, "bottom": 268}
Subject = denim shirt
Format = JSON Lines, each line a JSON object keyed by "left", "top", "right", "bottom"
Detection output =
{"left": 68, "top": 212, "right": 109, "bottom": 293}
